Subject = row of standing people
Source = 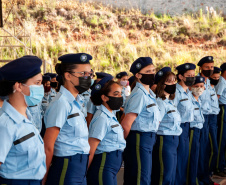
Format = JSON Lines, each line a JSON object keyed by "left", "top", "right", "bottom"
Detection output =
{"left": 0, "top": 53, "right": 226, "bottom": 185}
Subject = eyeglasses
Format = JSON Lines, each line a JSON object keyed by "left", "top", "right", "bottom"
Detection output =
{"left": 70, "top": 71, "right": 94, "bottom": 77}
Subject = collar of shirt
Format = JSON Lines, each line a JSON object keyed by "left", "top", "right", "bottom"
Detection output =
{"left": 197, "top": 73, "right": 210, "bottom": 86}
{"left": 2, "top": 100, "right": 33, "bottom": 124}
{"left": 176, "top": 83, "right": 190, "bottom": 94}
{"left": 60, "top": 86, "right": 81, "bottom": 109}
{"left": 136, "top": 82, "right": 156, "bottom": 98}
{"left": 220, "top": 76, "right": 226, "bottom": 84}
{"left": 99, "top": 104, "right": 118, "bottom": 121}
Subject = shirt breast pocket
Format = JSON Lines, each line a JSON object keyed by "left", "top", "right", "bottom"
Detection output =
{"left": 144, "top": 104, "right": 156, "bottom": 117}
{"left": 110, "top": 124, "right": 121, "bottom": 142}
{"left": 67, "top": 113, "right": 88, "bottom": 138}
{"left": 14, "top": 132, "right": 37, "bottom": 169}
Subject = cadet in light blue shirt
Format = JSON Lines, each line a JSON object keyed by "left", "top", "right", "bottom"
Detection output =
{"left": 152, "top": 69, "right": 182, "bottom": 185}
{"left": 87, "top": 76, "right": 126, "bottom": 185}
{"left": 188, "top": 76, "right": 205, "bottom": 184}
{"left": 43, "top": 53, "right": 93, "bottom": 185}
{"left": 196, "top": 56, "right": 214, "bottom": 184}
{"left": 208, "top": 67, "right": 221, "bottom": 176}
{"left": 121, "top": 57, "right": 161, "bottom": 185}
{"left": 0, "top": 56, "right": 46, "bottom": 185}
{"left": 215, "top": 63, "right": 226, "bottom": 176}
{"left": 28, "top": 102, "right": 43, "bottom": 132}
{"left": 174, "top": 63, "right": 196, "bottom": 185}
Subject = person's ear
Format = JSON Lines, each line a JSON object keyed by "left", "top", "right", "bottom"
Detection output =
{"left": 101, "top": 94, "right": 109, "bottom": 103}
{"left": 64, "top": 72, "right": 72, "bottom": 81}
{"left": 135, "top": 73, "right": 141, "bottom": 79}
{"left": 178, "top": 74, "right": 184, "bottom": 81}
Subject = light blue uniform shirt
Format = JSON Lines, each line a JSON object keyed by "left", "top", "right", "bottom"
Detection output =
{"left": 122, "top": 87, "right": 126, "bottom": 107}
{"left": 190, "top": 95, "right": 205, "bottom": 129}
{"left": 76, "top": 94, "right": 87, "bottom": 117}
{"left": 0, "top": 101, "right": 46, "bottom": 180}
{"left": 124, "top": 82, "right": 161, "bottom": 132}
{"left": 156, "top": 98, "right": 182, "bottom": 136}
{"left": 28, "top": 102, "right": 43, "bottom": 132}
{"left": 89, "top": 105, "right": 126, "bottom": 154}
{"left": 87, "top": 99, "right": 99, "bottom": 115}
{"left": 49, "top": 88, "right": 57, "bottom": 102}
{"left": 44, "top": 86, "right": 90, "bottom": 157}
{"left": 198, "top": 76, "right": 212, "bottom": 114}
{"left": 210, "top": 85, "right": 220, "bottom": 115}
{"left": 174, "top": 83, "right": 194, "bottom": 123}
{"left": 82, "top": 89, "right": 91, "bottom": 105}
{"left": 216, "top": 76, "right": 226, "bottom": 105}
{"left": 41, "top": 92, "right": 50, "bottom": 115}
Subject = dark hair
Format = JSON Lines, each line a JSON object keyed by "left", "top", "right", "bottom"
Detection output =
{"left": 177, "top": 71, "right": 186, "bottom": 82}
{"left": 91, "top": 80, "right": 118, "bottom": 106}
{"left": 156, "top": 71, "right": 176, "bottom": 100}
{"left": 55, "top": 63, "right": 78, "bottom": 86}
{"left": 0, "top": 78, "right": 29, "bottom": 96}
{"left": 130, "top": 77, "right": 138, "bottom": 91}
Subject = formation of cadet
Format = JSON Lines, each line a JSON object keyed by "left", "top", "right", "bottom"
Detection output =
{"left": 0, "top": 53, "right": 226, "bottom": 185}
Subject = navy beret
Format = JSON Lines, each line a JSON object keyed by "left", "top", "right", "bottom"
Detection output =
{"left": 128, "top": 76, "right": 135, "bottom": 86}
{"left": 96, "top": 72, "right": 111, "bottom": 79}
{"left": 197, "top": 56, "right": 214, "bottom": 66}
{"left": 49, "top": 73, "right": 57, "bottom": 78}
{"left": 213, "top": 67, "right": 221, "bottom": 74}
{"left": 194, "top": 76, "right": 205, "bottom": 84}
{"left": 130, "top": 57, "right": 153, "bottom": 75}
{"left": 155, "top": 67, "right": 171, "bottom": 84}
{"left": 43, "top": 75, "right": 51, "bottom": 81}
{"left": 91, "top": 75, "right": 113, "bottom": 96}
{"left": 176, "top": 63, "right": 196, "bottom": 73}
{"left": 58, "top": 53, "right": 92, "bottom": 64}
{"left": 116, "top": 72, "right": 128, "bottom": 79}
{"left": 0, "top": 55, "right": 42, "bottom": 81}
{"left": 220, "top": 63, "right": 226, "bottom": 71}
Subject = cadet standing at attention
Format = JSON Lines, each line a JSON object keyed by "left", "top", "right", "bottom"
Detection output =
{"left": 197, "top": 56, "right": 214, "bottom": 185}
{"left": 121, "top": 57, "right": 161, "bottom": 185}
{"left": 215, "top": 63, "right": 226, "bottom": 177}
{"left": 208, "top": 67, "right": 221, "bottom": 178}
{"left": 43, "top": 53, "right": 92, "bottom": 185}
{"left": 174, "top": 63, "right": 195, "bottom": 185}
{"left": 87, "top": 76, "right": 126, "bottom": 185}
{"left": 152, "top": 68, "right": 182, "bottom": 185}
{"left": 0, "top": 56, "right": 46, "bottom": 185}
{"left": 187, "top": 76, "right": 205, "bottom": 185}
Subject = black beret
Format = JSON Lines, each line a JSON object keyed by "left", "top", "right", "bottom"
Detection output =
{"left": 176, "top": 63, "right": 196, "bottom": 73}
{"left": 43, "top": 75, "right": 51, "bottom": 81}
{"left": 116, "top": 72, "right": 128, "bottom": 79}
{"left": 91, "top": 75, "right": 113, "bottom": 96}
{"left": 155, "top": 67, "right": 171, "bottom": 84}
{"left": 96, "top": 72, "right": 111, "bottom": 79}
{"left": 130, "top": 57, "right": 153, "bottom": 75}
{"left": 0, "top": 55, "right": 42, "bottom": 81}
{"left": 194, "top": 76, "right": 205, "bottom": 84}
{"left": 213, "top": 67, "right": 221, "bottom": 74}
{"left": 58, "top": 53, "right": 92, "bottom": 64}
{"left": 197, "top": 56, "right": 214, "bottom": 66}
{"left": 220, "top": 63, "right": 226, "bottom": 71}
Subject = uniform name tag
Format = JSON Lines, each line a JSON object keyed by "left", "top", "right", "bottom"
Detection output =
{"left": 180, "top": 99, "right": 188, "bottom": 102}
{"left": 147, "top": 104, "right": 156, "bottom": 108}
{"left": 51, "top": 96, "right": 55, "bottom": 97}
{"left": 67, "top": 113, "right": 80, "bottom": 119}
{"left": 167, "top": 110, "right": 176, "bottom": 114}
{"left": 211, "top": 94, "right": 215, "bottom": 96}
{"left": 42, "top": 101, "right": 47, "bottom": 103}
{"left": 195, "top": 108, "right": 199, "bottom": 110}
{"left": 83, "top": 94, "right": 89, "bottom": 96}
{"left": 13, "top": 132, "right": 35, "bottom": 145}
{"left": 111, "top": 124, "right": 119, "bottom": 128}
{"left": 29, "top": 105, "right": 37, "bottom": 108}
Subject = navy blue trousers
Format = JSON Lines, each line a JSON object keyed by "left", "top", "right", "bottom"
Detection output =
{"left": 87, "top": 150, "right": 122, "bottom": 185}
{"left": 123, "top": 131, "right": 156, "bottom": 185}
{"left": 187, "top": 128, "right": 201, "bottom": 185}
{"left": 208, "top": 114, "right": 218, "bottom": 174}
{"left": 216, "top": 105, "right": 226, "bottom": 172}
{"left": 46, "top": 154, "right": 89, "bottom": 185}
{"left": 175, "top": 122, "right": 190, "bottom": 185}
{"left": 197, "top": 114, "right": 210, "bottom": 185}
{"left": 151, "top": 135, "right": 179, "bottom": 185}
{"left": 0, "top": 177, "right": 41, "bottom": 185}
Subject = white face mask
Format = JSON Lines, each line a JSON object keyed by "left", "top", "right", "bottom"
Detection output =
{"left": 191, "top": 87, "right": 204, "bottom": 97}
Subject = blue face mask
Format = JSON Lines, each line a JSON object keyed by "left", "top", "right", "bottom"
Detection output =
{"left": 22, "top": 84, "right": 44, "bottom": 106}
{"left": 91, "top": 79, "right": 95, "bottom": 86}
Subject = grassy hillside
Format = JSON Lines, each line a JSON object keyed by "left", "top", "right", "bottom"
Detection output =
{"left": 1, "top": 0, "right": 226, "bottom": 74}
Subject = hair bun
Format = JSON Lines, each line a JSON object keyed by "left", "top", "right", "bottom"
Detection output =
{"left": 55, "top": 63, "right": 63, "bottom": 75}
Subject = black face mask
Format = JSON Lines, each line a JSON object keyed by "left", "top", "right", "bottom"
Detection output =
{"left": 106, "top": 96, "right": 123, "bottom": 110}
{"left": 139, "top": 73, "right": 155, "bottom": 86}
{"left": 71, "top": 75, "right": 91, "bottom": 94}
{"left": 164, "top": 84, "right": 176, "bottom": 94}
{"left": 184, "top": 77, "right": 196, "bottom": 87}
{"left": 50, "top": 82, "right": 58, "bottom": 88}
{"left": 202, "top": 70, "right": 214, "bottom": 77}
{"left": 209, "top": 77, "right": 219, "bottom": 86}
